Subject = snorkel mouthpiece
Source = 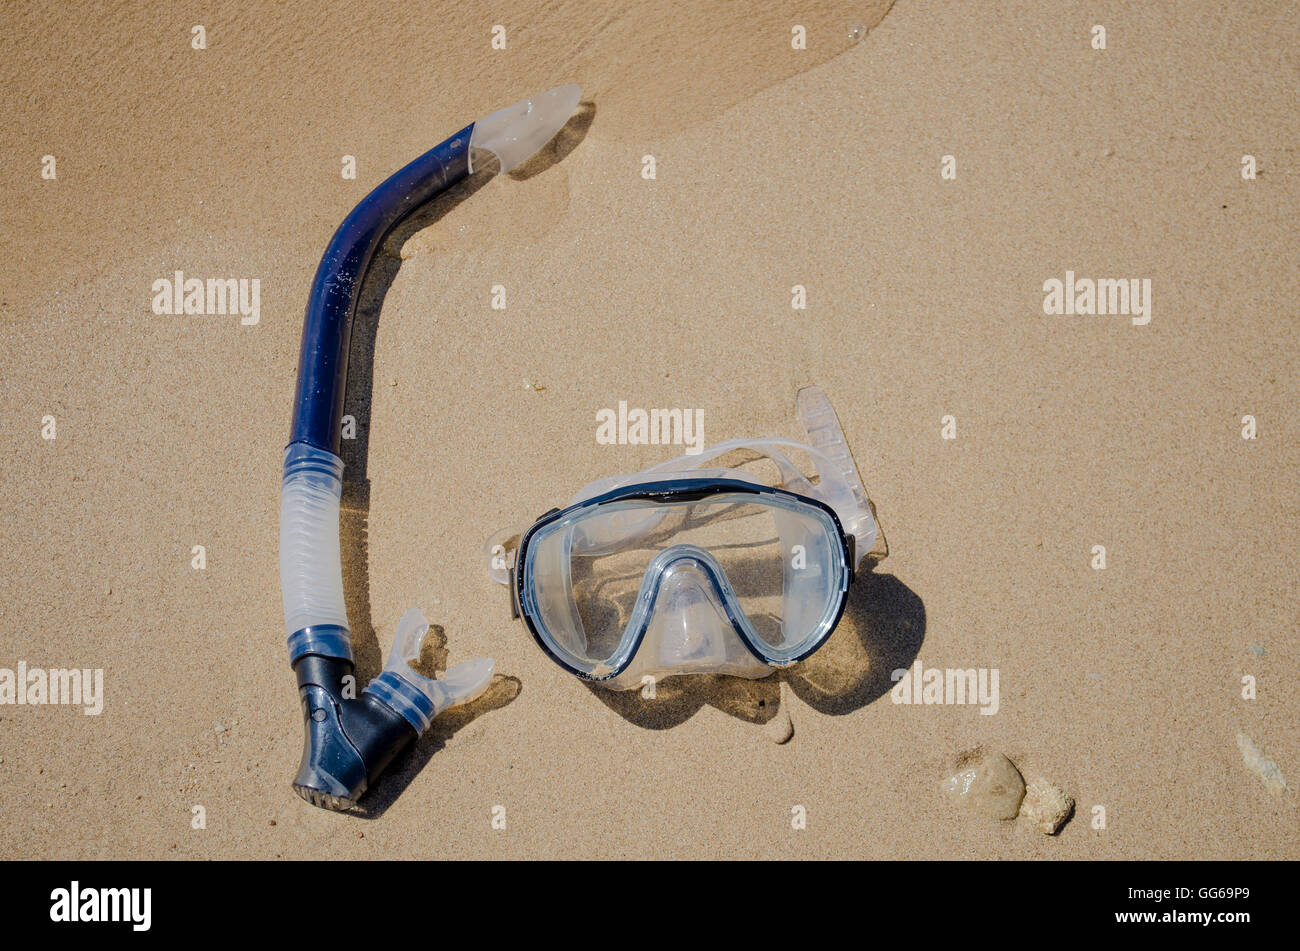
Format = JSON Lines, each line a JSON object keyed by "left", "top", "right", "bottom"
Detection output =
{"left": 366, "top": 609, "right": 495, "bottom": 733}
{"left": 282, "top": 87, "right": 580, "bottom": 810}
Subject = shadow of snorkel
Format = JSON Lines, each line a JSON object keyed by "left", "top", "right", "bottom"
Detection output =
{"left": 280, "top": 86, "right": 591, "bottom": 813}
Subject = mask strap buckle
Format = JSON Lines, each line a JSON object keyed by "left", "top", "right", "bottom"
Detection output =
{"left": 486, "top": 527, "right": 521, "bottom": 587}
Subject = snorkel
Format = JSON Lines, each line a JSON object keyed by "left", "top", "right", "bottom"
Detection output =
{"left": 281, "top": 85, "right": 582, "bottom": 810}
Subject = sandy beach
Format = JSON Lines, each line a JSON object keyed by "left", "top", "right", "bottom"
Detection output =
{"left": 1, "top": 0, "right": 1296, "bottom": 859}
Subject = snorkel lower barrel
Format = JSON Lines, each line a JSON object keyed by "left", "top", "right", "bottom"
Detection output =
{"left": 280, "top": 85, "right": 582, "bottom": 810}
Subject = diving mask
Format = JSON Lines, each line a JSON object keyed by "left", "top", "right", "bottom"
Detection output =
{"left": 489, "top": 387, "right": 881, "bottom": 689}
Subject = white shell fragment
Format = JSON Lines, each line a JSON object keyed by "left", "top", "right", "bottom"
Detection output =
{"left": 1019, "top": 778, "right": 1074, "bottom": 835}
{"left": 1237, "top": 733, "right": 1288, "bottom": 796}
{"left": 764, "top": 704, "right": 793, "bottom": 744}
{"left": 764, "top": 680, "right": 794, "bottom": 744}
{"left": 942, "top": 751, "right": 1025, "bottom": 820}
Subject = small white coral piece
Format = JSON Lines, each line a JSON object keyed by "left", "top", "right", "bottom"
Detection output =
{"left": 1237, "top": 733, "right": 1287, "bottom": 796}
{"left": 1019, "top": 778, "right": 1074, "bottom": 835}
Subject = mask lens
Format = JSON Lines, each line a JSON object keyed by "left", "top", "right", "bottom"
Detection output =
{"left": 521, "top": 490, "right": 846, "bottom": 675}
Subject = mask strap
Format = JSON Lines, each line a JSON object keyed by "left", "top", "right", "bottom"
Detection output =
{"left": 498, "top": 387, "right": 880, "bottom": 585}
{"left": 563, "top": 438, "right": 806, "bottom": 507}
{"left": 585, "top": 430, "right": 874, "bottom": 566}
{"left": 485, "top": 526, "right": 522, "bottom": 586}
{"left": 647, "top": 437, "right": 810, "bottom": 487}
{"left": 794, "top": 387, "right": 878, "bottom": 568}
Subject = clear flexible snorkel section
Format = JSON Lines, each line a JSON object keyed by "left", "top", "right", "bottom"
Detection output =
{"left": 281, "top": 86, "right": 581, "bottom": 809}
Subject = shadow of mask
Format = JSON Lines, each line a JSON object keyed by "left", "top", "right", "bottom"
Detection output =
{"left": 584, "top": 565, "right": 925, "bottom": 730}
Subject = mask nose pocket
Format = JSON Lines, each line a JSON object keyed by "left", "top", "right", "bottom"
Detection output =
{"left": 648, "top": 560, "right": 733, "bottom": 667}
{"left": 637, "top": 552, "right": 771, "bottom": 678}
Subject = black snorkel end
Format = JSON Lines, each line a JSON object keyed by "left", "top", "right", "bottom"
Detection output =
{"left": 291, "top": 655, "right": 419, "bottom": 811}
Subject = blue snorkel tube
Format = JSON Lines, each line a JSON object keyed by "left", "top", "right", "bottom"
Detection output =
{"left": 281, "top": 85, "right": 582, "bottom": 810}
